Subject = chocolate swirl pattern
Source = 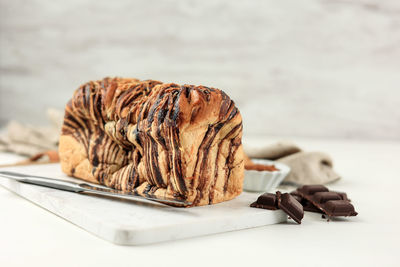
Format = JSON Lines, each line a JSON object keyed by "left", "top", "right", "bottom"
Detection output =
{"left": 59, "top": 77, "right": 244, "bottom": 206}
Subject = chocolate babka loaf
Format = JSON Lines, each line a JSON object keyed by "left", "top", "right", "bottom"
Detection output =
{"left": 59, "top": 77, "right": 244, "bottom": 206}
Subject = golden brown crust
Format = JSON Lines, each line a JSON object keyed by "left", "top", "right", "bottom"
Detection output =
{"left": 59, "top": 77, "right": 244, "bottom": 206}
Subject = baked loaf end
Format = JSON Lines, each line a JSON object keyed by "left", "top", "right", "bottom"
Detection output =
{"left": 59, "top": 77, "right": 244, "bottom": 206}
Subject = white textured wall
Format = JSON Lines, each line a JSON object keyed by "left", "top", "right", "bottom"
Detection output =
{"left": 1, "top": 0, "right": 399, "bottom": 140}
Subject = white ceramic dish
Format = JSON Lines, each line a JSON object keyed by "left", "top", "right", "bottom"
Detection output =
{"left": 243, "top": 159, "right": 291, "bottom": 192}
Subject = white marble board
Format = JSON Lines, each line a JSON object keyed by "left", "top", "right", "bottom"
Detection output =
{"left": 0, "top": 164, "right": 286, "bottom": 245}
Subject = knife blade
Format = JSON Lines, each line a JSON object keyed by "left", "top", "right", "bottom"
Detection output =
{"left": 0, "top": 171, "right": 191, "bottom": 206}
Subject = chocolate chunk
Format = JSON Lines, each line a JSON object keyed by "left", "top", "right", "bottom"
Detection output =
{"left": 290, "top": 190, "right": 302, "bottom": 197}
{"left": 299, "top": 185, "right": 329, "bottom": 195}
{"left": 251, "top": 185, "right": 357, "bottom": 223}
{"left": 324, "top": 200, "right": 357, "bottom": 217}
{"left": 250, "top": 193, "right": 278, "bottom": 210}
{"left": 297, "top": 185, "right": 357, "bottom": 218}
{"left": 251, "top": 191, "right": 304, "bottom": 224}
{"left": 312, "top": 192, "right": 342, "bottom": 203}
{"left": 257, "top": 193, "right": 277, "bottom": 207}
{"left": 277, "top": 191, "right": 304, "bottom": 224}
{"left": 303, "top": 202, "right": 323, "bottom": 213}
{"left": 289, "top": 190, "right": 302, "bottom": 202}
{"left": 336, "top": 192, "right": 350, "bottom": 201}
{"left": 291, "top": 194, "right": 303, "bottom": 203}
{"left": 291, "top": 191, "right": 321, "bottom": 212}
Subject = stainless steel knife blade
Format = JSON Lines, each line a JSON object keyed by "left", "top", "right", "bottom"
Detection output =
{"left": 0, "top": 171, "right": 191, "bottom": 206}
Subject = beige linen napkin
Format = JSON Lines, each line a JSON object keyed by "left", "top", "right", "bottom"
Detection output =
{"left": 244, "top": 141, "right": 340, "bottom": 185}
{"left": 0, "top": 108, "right": 63, "bottom": 157}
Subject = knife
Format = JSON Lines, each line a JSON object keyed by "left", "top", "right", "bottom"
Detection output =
{"left": 0, "top": 171, "right": 191, "bottom": 206}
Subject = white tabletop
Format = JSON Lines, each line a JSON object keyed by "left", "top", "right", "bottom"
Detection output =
{"left": 0, "top": 137, "right": 399, "bottom": 267}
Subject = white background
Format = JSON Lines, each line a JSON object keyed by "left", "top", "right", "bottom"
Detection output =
{"left": 1, "top": 0, "right": 399, "bottom": 140}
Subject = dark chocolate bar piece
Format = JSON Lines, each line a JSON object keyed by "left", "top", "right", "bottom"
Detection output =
{"left": 336, "top": 192, "right": 350, "bottom": 201}
{"left": 289, "top": 190, "right": 303, "bottom": 203}
{"left": 290, "top": 190, "right": 302, "bottom": 198}
{"left": 312, "top": 192, "right": 342, "bottom": 203}
{"left": 324, "top": 200, "right": 357, "bottom": 216}
{"left": 299, "top": 185, "right": 329, "bottom": 195}
{"left": 290, "top": 190, "right": 321, "bottom": 213}
{"left": 303, "top": 202, "right": 323, "bottom": 213}
{"left": 297, "top": 185, "right": 357, "bottom": 218}
{"left": 250, "top": 193, "right": 278, "bottom": 210}
{"left": 250, "top": 191, "right": 304, "bottom": 224}
{"left": 277, "top": 191, "right": 304, "bottom": 224}
{"left": 250, "top": 185, "right": 357, "bottom": 224}
{"left": 291, "top": 189, "right": 349, "bottom": 203}
{"left": 291, "top": 189, "right": 351, "bottom": 214}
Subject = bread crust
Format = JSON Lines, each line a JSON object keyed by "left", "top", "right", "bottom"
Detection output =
{"left": 59, "top": 77, "right": 244, "bottom": 206}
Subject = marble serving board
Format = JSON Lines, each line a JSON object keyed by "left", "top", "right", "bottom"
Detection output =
{"left": 0, "top": 164, "right": 286, "bottom": 245}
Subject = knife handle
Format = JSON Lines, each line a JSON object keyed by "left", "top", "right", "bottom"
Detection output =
{"left": 0, "top": 171, "right": 84, "bottom": 193}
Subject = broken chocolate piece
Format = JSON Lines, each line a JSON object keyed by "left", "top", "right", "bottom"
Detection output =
{"left": 297, "top": 185, "right": 357, "bottom": 218}
{"left": 277, "top": 191, "right": 304, "bottom": 224}
{"left": 336, "top": 192, "right": 350, "bottom": 201}
{"left": 312, "top": 192, "right": 342, "bottom": 203}
{"left": 289, "top": 190, "right": 303, "bottom": 203}
{"left": 250, "top": 193, "right": 278, "bottom": 210}
{"left": 303, "top": 202, "right": 323, "bottom": 213}
{"left": 324, "top": 200, "right": 357, "bottom": 217}
{"left": 299, "top": 185, "right": 329, "bottom": 195}
{"left": 251, "top": 185, "right": 357, "bottom": 224}
{"left": 250, "top": 191, "right": 304, "bottom": 224}
{"left": 256, "top": 193, "right": 277, "bottom": 207}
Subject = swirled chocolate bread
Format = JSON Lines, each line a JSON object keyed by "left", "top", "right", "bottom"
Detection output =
{"left": 59, "top": 77, "right": 244, "bottom": 206}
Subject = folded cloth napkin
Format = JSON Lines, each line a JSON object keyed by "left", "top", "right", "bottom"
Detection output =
{"left": 244, "top": 141, "right": 340, "bottom": 185}
{"left": 244, "top": 141, "right": 302, "bottom": 160}
{"left": 0, "top": 108, "right": 63, "bottom": 157}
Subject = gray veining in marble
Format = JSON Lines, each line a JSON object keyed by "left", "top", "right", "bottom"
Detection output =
{"left": 0, "top": 0, "right": 399, "bottom": 140}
